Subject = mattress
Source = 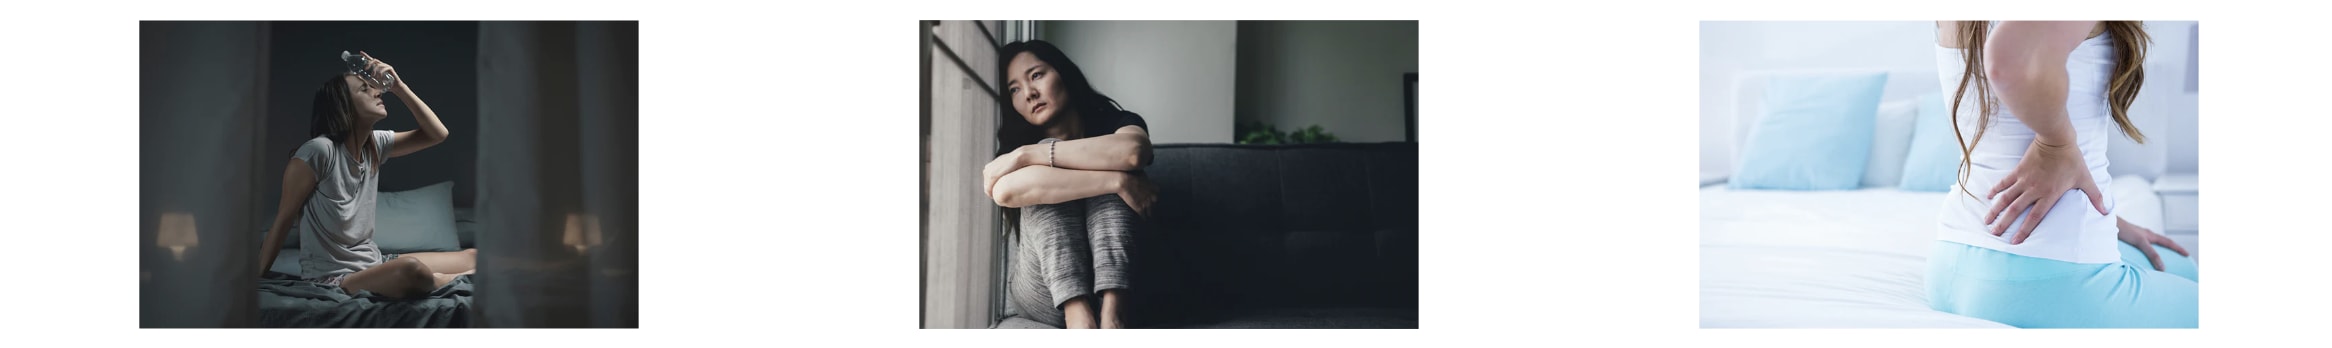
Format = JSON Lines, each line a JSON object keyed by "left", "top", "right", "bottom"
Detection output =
{"left": 258, "top": 273, "right": 473, "bottom": 328}
{"left": 259, "top": 248, "right": 473, "bottom": 328}
{"left": 1698, "top": 176, "right": 2161, "bottom": 328}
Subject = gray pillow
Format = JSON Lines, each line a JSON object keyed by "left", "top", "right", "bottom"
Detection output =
{"left": 258, "top": 227, "right": 299, "bottom": 250}
{"left": 454, "top": 207, "right": 478, "bottom": 248}
{"left": 374, "top": 181, "right": 462, "bottom": 253}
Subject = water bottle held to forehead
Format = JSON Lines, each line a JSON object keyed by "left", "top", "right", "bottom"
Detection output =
{"left": 341, "top": 51, "right": 395, "bottom": 88}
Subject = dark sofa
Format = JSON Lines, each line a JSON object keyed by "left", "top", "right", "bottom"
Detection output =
{"left": 996, "top": 142, "right": 1419, "bottom": 329}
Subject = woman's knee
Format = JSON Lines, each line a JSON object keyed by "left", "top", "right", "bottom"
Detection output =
{"left": 395, "top": 258, "right": 436, "bottom": 291}
{"left": 1024, "top": 202, "right": 1080, "bottom": 219}
{"left": 1021, "top": 203, "right": 1086, "bottom": 234}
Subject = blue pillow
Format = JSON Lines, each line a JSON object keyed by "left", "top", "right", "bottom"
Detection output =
{"left": 1900, "top": 93, "right": 1962, "bottom": 192}
{"left": 1730, "top": 72, "right": 1888, "bottom": 190}
{"left": 375, "top": 181, "right": 462, "bottom": 253}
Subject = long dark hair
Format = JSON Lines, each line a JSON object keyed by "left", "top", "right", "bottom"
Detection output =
{"left": 310, "top": 74, "right": 359, "bottom": 144}
{"left": 1947, "top": 21, "right": 2149, "bottom": 200}
{"left": 995, "top": 40, "right": 1131, "bottom": 157}
{"left": 993, "top": 40, "right": 1132, "bottom": 234}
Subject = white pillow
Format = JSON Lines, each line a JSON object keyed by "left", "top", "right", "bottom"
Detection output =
{"left": 1862, "top": 98, "right": 1920, "bottom": 188}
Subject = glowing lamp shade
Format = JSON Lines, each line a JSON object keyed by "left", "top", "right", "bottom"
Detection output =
{"left": 563, "top": 213, "right": 603, "bottom": 254}
{"left": 157, "top": 212, "right": 199, "bottom": 261}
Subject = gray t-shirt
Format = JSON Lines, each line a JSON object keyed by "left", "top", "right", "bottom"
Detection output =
{"left": 293, "top": 130, "right": 394, "bottom": 279}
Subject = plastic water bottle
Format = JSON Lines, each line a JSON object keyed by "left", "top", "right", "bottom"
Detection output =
{"left": 341, "top": 51, "right": 396, "bottom": 88}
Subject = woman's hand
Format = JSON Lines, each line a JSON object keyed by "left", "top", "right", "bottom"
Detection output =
{"left": 2117, "top": 219, "right": 2191, "bottom": 271}
{"left": 360, "top": 51, "right": 403, "bottom": 93}
{"left": 983, "top": 146, "right": 1038, "bottom": 198}
{"left": 1984, "top": 140, "right": 2109, "bottom": 244}
{"left": 1115, "top": 173, "right": 1156, "bottom": 217}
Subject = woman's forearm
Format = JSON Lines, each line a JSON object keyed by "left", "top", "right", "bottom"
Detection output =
{"left": 258, "top": 218, "right": 294, "bottom": 274}
{"left": 257, "top": 199, "right": 302, "bottom": 274}
{"left": 1021, "top": 128, "right": 1150, "bottom": 171}
{"left": 990, "top": 165, "right": 1126, "bottom": 208}
{"left": 395, "top": 83, "right": 448, "bottom": 140}
{"left": 1985, "top": 21, "right": 2094, "bottom": 145}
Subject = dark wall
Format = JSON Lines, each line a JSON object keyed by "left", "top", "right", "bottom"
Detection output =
{"left": 263, "top": 22, "right": 479, "bottom": 219}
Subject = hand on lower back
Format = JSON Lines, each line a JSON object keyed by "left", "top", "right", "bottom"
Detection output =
{"left": 1984, "top": 140, "right": 2107, "bottom": 244}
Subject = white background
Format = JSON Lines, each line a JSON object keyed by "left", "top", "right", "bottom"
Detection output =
{"left": 7, "top": 0, "right": 2325, "bottom": 345}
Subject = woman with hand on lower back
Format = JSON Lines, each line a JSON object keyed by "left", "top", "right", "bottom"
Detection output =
{"left": 1925, "top": 21, "right": 2195, "bottom": 328}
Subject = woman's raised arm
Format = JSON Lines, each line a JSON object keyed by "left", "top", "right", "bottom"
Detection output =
{"left": 365, "top": 52, "right": 447, "bottom": 158}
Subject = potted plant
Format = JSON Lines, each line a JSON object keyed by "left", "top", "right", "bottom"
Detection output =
{"left": 1236, "top": 121, "right": 1340, "bottom": 145}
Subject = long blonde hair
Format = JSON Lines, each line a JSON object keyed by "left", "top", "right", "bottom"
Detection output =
{"left": 1947, "top": 21, "right": 2150, "bottom": 200}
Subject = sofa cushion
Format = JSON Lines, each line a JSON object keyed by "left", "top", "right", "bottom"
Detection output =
{"left": 1169, "top": 147, "right": 1284, "bottom": 231}
{"left": 1276, "top": 148, "right": 1373, "bottom": 231}
{"left": 1139, "top": 143, "right": 1420, "bottom": 317}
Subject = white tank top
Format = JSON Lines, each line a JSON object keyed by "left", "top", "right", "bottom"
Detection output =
{"left": 1932, "top": 24, "right": 2124, "bottom": 264}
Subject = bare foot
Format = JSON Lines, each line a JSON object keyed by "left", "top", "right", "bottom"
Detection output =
{"left": 1062, "top": 297, "right": 1098, "bottom": 329}
{"left": 431, "top": 273, "right": 461, "bottom": 289}
{"left": 1099, "top": 290, "right": 1126, "bottom": 329}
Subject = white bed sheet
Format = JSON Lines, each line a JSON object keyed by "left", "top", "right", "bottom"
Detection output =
{"left": 1699, "top": 176, "right": 2160, "bottom": 328}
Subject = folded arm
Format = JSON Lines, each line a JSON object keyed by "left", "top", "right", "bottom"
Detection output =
{"left": 990, "top": 165, "right": 1129, "bottom": 208}
{"left": 1023, "top": 125, "right": 1151, "bottom": 171}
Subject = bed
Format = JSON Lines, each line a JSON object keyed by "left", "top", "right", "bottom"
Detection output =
{"left": 1700, "top": 178, "right": 2162, "bottom": 328}
{"left": 1700, "top": 69, "right": 2173, "bottom": 328}
{"left": 257, "top": 181, "right": 478, "bottom": 328}
{"left": 258, "top": 270, "right": 473, "bottom": 327}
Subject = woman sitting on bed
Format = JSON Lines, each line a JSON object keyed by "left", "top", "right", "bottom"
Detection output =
{"left": 257, "top": 51, "right": 474, "bottom": 299}
{"left": 983, "top": 40, "right": 1158, "bottom": 329}
{"left": 1925, "top": 21, "right": 2195, "bottom": 328}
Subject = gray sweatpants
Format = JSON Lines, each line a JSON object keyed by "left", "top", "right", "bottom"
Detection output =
{"left": 1008, "top": 194, "right": 1138, "bottom": 328}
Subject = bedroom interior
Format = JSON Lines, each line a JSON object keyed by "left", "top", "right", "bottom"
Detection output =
{"left": 139, "top": 21, "right": 638, "bottom": 328}
{"left": 1696, "top": 21, "right": 2200, "bottom": 328}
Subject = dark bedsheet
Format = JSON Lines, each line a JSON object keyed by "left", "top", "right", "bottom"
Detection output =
{"left": 258, "top": 271, "right": 473, "bottom": 328}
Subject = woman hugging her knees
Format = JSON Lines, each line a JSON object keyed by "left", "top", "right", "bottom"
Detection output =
{"left": 983, "top": 40, "right": 1158, "bottom": 329}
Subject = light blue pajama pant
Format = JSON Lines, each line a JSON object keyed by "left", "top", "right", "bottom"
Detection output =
{"left": 1926, "top": 240, "right": 2199, "bottom": 328}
